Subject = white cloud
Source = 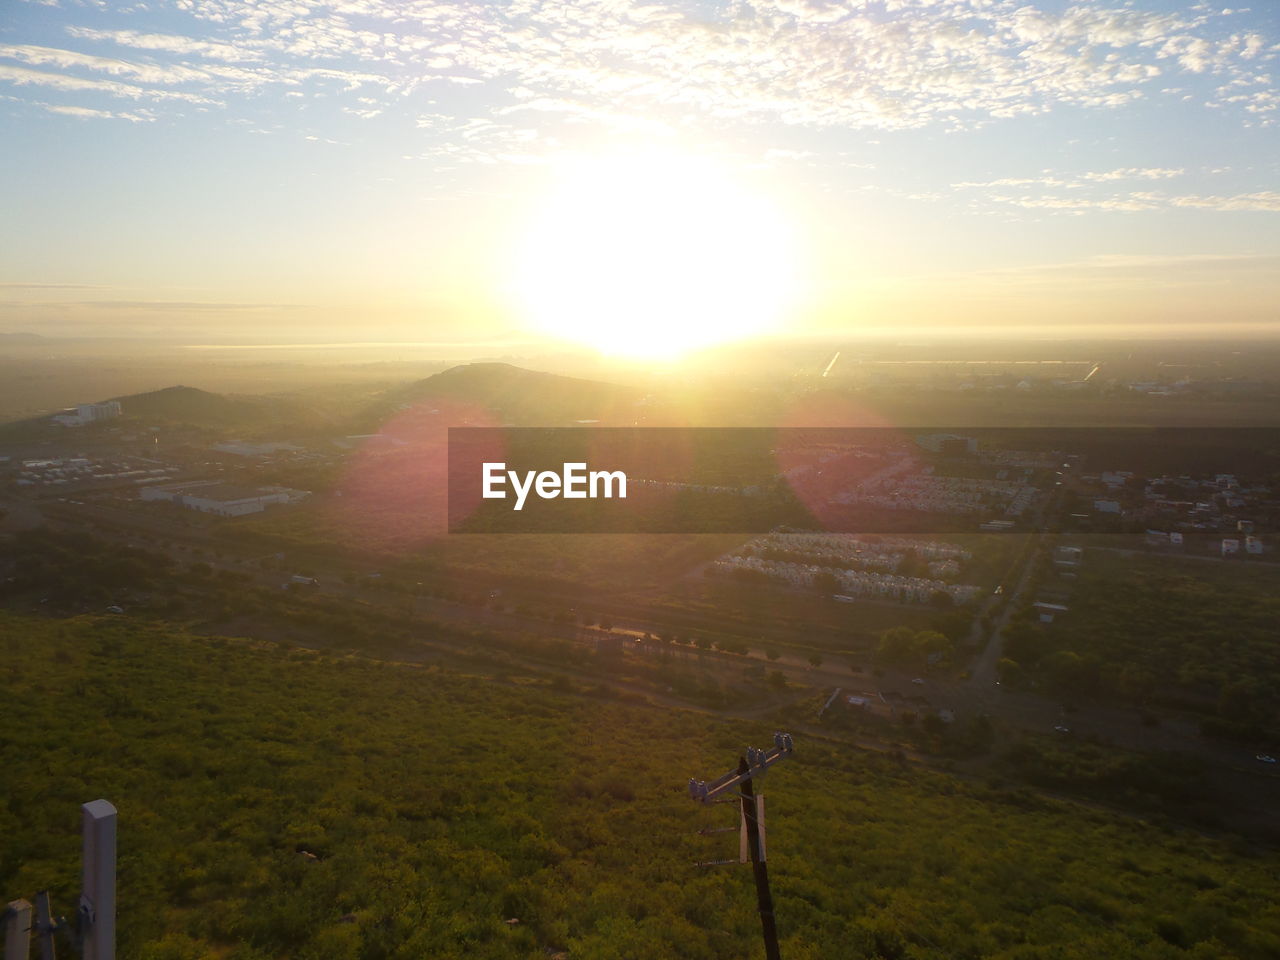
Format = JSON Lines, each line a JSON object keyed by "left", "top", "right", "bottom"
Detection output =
{"left": 1, "top": 0, "right": 1275, "bottom": 160}
{"left": 1080, "top": 167, "right": 1185, "bottom": 182}
{"left": 955, "top": 168, "right": 1186, "bottom": 190}
{"left": 0, "top": 63, "right": 217, "bottom": 104}
{"left": 42, "top": 103, "right": 154, "bottom": 121}
{"left": 65, "top": 27, "right": 263, "bottom": 63}
{"left": 1170, "top": 191, "right": 1280, "bottom": 212}
{"left": 980, "top": 189, "right": 1280, "bottom": 214}
{"left": 0, "top": 43, "right": 211, "bottom": 85}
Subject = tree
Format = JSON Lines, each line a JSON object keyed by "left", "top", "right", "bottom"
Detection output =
{"left": 765, "top": 648, "right": 781, "bottom": 661}
{"left": 1040, "top": 649, "right": 1098, "bottom": 695}
{"left": 876, "top": 626, "right": 917, "bottom": 667}
{"left": 808, "top": 653, "right": 824, "bottom": 669}
{"left": 915, "top": 630, "right": 952, "bottom": 664}
{"left": 996, "top": 657, "right": 1022, "bottom": 686}
{"left": 1117, "top": 663, "right": 1157, "bottom": 703}
{"left": 876, "top": 627, "right": 951, "bottom": 670}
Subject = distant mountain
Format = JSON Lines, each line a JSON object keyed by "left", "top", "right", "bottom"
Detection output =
{"left": 0, "top": 364, "right": 638, "bottom": 440}
{"left": 0, "top": 332, "right": 46, "bottom": 342}
{"left": 384, "top": 362, "right": 639, "bottom": 425}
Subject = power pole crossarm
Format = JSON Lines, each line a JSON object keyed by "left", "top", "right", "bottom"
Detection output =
{"left": 688, "top": 732, "right": 793, "bottom": 803}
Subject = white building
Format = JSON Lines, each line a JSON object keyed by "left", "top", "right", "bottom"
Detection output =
{"left": 1054, "top": 546, "right": 1083, "bottom": 566}
{"left": 141, "top": 481, "right": 300, "bottom": 517}
{"left": 52, "top": 400, "right": 122, "bottom": 427}
{"left": 1034, "top": 601, "right": 1069, "bottom": 623}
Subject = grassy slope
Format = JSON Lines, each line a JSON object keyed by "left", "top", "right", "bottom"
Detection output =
{"left": 2, "top": 612, "right": 1278, "bottom": 960}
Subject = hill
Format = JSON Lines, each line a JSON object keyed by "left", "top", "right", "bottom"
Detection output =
{"left": 386, "top": 362, "right": 639, "bottom": 426}
{"left": 0, "top": 383, "right": 330, "bottom": 438}
{"left": 2, "top": 611, "right": 1279, "bottom": 959}
{"left": 109, "top": 384, "right": 285, "bottom": 426}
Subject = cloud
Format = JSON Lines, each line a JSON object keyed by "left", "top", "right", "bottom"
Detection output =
{"left": 1169, "top": 191, "right": 1280, "bottom": 212}
{"left": 956, "top": 168, "right": 1187, "bottom": 190}
{"left": 951, "top": 166, "right": 1280, "bottom": 215}
{"left": 981, "top": 190, "right": 1280, "bottom": 214}
{"left": 42, "top": 103, "right": 153, "bottom": 121}
{"left": 17, "top": 1, "right": 1273, "bottom": 131}
{"left": 1, "top": 0, "right": 1275, "bottom": 163}
{"left": 64, "top": 27, "right": 262, "bottom": 63}
{"left": 0, "top": 63, "right": 217, "bottom": 103}
{"left": 0, "top": 43, "right": 210, "bottom": 85}
{"left": 1080, "top": 167, "right": 1185, "bottom": 182}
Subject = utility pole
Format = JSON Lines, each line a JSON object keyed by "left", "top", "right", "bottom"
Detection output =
{"left": 738, "top": 756, "right": 780, "bottom": 960}
{"left": 32, "top": 893, "right": 58, "bottom": 960}
{"left": 4, "top": 900, "right": 32, "bottom": 960}
{"left": 689, "top": 732, "right": 793, "bottom": 960}
{"left": 79, "top": 800, "right": 116, "bottom": 960}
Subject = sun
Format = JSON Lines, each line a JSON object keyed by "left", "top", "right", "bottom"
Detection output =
{"left": 510, "top": 150, "right": 800, "bottom": 358}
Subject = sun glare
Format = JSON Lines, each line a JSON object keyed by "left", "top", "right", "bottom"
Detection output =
{"left": 511, "top": 151, "right": 800, "bottom": 358}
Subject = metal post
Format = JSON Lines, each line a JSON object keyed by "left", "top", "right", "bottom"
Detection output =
{"left": 32, "top": 894, "right": 55, "bottom": 960}
{"left": 738, "top": 757, "right": 781, "bottom": 960}
{"left": 80, "top": 800, "right": 116, "bottom": 960}
{"left": 4, "top": 900, "right": 32, "bottom": 960}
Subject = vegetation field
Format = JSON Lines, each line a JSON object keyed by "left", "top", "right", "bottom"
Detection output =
{"left": 3, "top": 612, "right": 1280, "bottom": 959}
{"left": 230, "top": 503, "right": 743, "bottom": 595}
{"left": 1003, "top": 550, "right": 1280, "bottom": 733}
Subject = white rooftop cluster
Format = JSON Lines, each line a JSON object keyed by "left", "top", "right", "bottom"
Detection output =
{"left": 14, "top": 456, "right": 177, "bottom": 487}
{"left": 715, "top": 555, "right": 981, "bottom": 606}
{"left": 739, "top": 532, "right": 972, "bottom": 572}
{"left": 837, "top": 475, "right": 1033, "bottom": 516}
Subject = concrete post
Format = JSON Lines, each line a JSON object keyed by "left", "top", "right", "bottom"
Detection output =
{"left": 79, "top": 800, "right": 116, "bottom": 960}
{"left": 4, "top": 899, "right": 31, "bottom": 960}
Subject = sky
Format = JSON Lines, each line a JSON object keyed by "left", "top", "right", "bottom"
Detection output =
{"left": 1, "top": 0, "right": 1278, "bottom": 347}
